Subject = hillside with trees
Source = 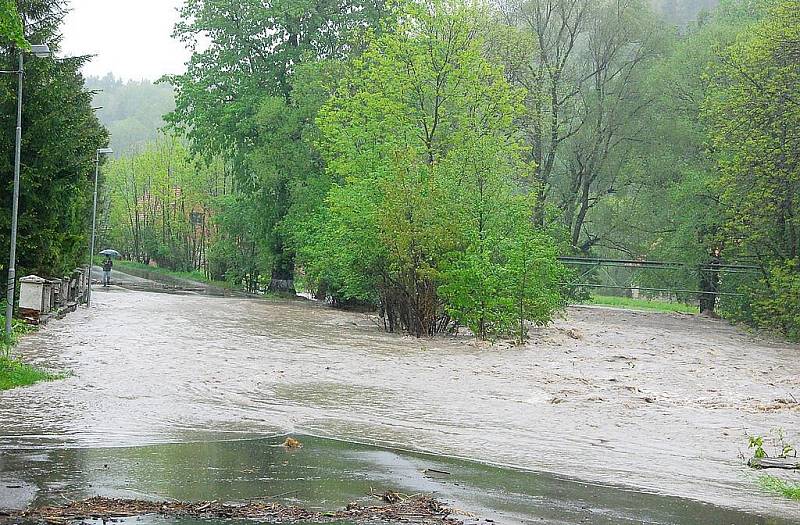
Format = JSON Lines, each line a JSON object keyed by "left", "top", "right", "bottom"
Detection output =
{"left": 651, "top": 0, "right": 719, "bottom": 25}
{"left": 85, "top": 75, "right": 174, "bottom": 155}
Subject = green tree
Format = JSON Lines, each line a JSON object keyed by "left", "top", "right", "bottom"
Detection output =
{"left": 586, "top": 1, "right": 765, "bottom": 305}
{"left": 0, "top": 0, "right": 28, "bottom": 49}
{"left": 704, "top": 0, "right": 799, "bottom": 337}
{"left": 305, "top": 0, "right": 564, "bottom": 339}
{"left": 207, "top": 192, "right": 270, "bottom": 291}
{"left": 497, "top": 0, "right": 666, "bottom": 254}
{"left": 103, "top": 136, "right": 223, "bottom": 272}
{"left": 1, "top": 0, "right": 108, "bottom": 294}
{"left": 165, "top": 0, "right": 389, "bottom": 293}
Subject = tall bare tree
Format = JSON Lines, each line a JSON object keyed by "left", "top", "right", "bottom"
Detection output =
{"left": 495, "top": 0, "right": 663, "bottom": 252}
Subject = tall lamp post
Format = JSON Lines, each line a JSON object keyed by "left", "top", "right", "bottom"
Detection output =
{"left": 87, "top": 147, "right": 113, "bottom": 308}
{"left": 2, "top": 44, "right": 51, "bottom": 338}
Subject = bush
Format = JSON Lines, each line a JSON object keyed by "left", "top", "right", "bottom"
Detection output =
{"left": 440, "top": 230, "right": 564, "bottom": 343}
{"left": 747, "top": 260, "right": 800, "bottom": 341}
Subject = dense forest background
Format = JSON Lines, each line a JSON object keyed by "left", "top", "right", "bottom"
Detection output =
{"left": 88, "top": 1, "right": 716, "bottom": 154}
{"left": 2, "top": 0, "right": 797, "bottom": 342}
{"left": 651, "top": 0, "right": 719, "bottom": 25}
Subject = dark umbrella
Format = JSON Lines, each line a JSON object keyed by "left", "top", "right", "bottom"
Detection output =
{"left": 99, "top": 249, "right": 121, "bottom": 257}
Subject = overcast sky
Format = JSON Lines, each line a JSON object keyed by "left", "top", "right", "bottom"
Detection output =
{"left": 61, "top": 0, "right": 189, "bottom": 81}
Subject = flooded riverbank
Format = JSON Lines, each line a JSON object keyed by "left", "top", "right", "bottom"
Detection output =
{"left": 1, "top": 278, "right": 798, "bottom": 521}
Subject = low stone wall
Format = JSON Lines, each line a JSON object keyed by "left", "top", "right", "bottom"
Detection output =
{"left": 18, "top": 267, "right": 90, "bottom": 325}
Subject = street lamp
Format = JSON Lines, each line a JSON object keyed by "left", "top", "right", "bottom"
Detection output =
{"left": 30, "top": 45, "right": 51, "bottom": 58}
{"left": 2, "top": 43, "right": 51, "bottom": 338}
{"left": 86, "top": 147, "right": 113, "bottom": 308}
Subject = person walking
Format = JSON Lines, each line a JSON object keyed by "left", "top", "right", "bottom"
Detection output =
{"left": 102, "top": 256, "right": 113, "bottom": 287}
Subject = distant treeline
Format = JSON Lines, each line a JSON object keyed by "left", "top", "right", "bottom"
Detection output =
{"left": 85, "top": 74, "right": 174, "bottom": 155}
{"left": 650, "top": 0, "right": 720, "bottom": 25}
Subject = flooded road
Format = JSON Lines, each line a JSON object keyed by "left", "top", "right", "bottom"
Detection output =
{"left": 2, "top": 435, "right": 794, "bottom": 524}
{"left": 1, "top": 274, "right": 799, "bottom": 521}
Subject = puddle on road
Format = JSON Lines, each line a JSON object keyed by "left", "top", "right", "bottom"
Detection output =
{"left": 0, "top": 435, "right": 792, "bottom": 525}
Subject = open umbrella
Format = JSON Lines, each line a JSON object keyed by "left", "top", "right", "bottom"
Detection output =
{"left": 99, "top": 249, "right": 121, "bottom": 257}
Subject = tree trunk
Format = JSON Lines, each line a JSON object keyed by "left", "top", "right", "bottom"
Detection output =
{"left": 699, "top": 255, "right": 721, "bottom": 315}
{"left": 268, "top": 250, "right": 296, "bottom": 295}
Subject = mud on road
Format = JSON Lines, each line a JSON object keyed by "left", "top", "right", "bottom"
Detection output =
{"left": 1, "top": 281, "right": 799, "bottom": 520}
{"left": 1, "top": 495, "right": 459, "bottom": 525}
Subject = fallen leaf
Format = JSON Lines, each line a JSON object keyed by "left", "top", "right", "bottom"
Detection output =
{"left": 282, "top": 437, "right": 302, "bottom": 449}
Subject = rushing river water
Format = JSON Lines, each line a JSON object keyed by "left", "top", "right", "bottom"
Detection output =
{"left": 1, "top": 272, "right": 799, "bottom": 522}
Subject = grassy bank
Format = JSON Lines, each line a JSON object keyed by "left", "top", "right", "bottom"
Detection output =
{"left": 1, "top": 310, "right": 64, "bottom": 390}
{"left": 0, "top": 309, "right": 34, "bottom": 354}
{"left": 0, "top": 356, "right": 61, "bottom": 390}
{"left": 587, "top": 295, "right": 697, "bottom": 314}
{"left": 761, "top": 476, "right": 800, "bottom": 501}
{"left": 114, "top": 260, "right": 238, "bottom": 290}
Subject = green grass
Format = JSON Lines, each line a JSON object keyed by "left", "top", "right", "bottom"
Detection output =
{"left": 587, "top": 295, "right": 697, "bottom": 314}
{"left": 0, "top": 309, "right": 35, "bottom": 354}
{"left": 114, "top": 260, "right": 239, "bottom": 290}
{"left": 0, "top": 356, "right": 62, "bottom": 390}
{"left": 760, "top": 476, "right": 800, "bottom": 501}
{"left": 0, "top": 310, "right": 64, "bottom": 390}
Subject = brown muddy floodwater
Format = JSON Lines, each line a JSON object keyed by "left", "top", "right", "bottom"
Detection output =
{"left": 1, "top": 277, "right": 799, "bottom": 521}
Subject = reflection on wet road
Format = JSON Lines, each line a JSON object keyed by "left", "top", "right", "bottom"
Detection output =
{"left": 2, "top": 435, "right": 794, "bottom": 524}
{"left": 1, "top": 274, "right": 799, "bottom": 522}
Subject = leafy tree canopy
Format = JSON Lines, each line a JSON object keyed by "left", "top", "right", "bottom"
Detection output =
{"left": 0, "top": 0, "right": 28, "bottom": 49}
{"left": 299, "top": 0, "right": 565, "bottom": 339}
{"left": 1, "top": 0, "right": 108, "bottom": 289}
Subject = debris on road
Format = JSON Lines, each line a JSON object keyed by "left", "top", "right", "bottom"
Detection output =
{"left": 756, "top": 398, "right": 800, "bottom": 412}
{"left": 283, "top": 436, "right": 303, "bottom": 448}
{"left": 748, "top": 457, "right": 800, "bottom": 470}
{"left": 1, "top": 495, "right": 463, "bottom": 524}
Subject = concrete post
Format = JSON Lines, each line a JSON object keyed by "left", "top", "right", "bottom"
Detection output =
{"left": 18, "top": 275, "right": 46, "bottom": 322}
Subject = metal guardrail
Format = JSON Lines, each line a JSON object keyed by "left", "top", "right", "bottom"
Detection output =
{"left": 558, "top": 283, "right": 746, "bottom": 297}
{"left": 557, "top": 257, "right": 761, "bottom": 272}
{"left": 557, "top": 257, "right": 763, "bottom": 298}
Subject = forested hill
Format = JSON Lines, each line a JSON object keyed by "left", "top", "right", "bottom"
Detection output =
{"left": 85, "top": 75, "right": 175, "bottom": 155}
{"left": 651, "top": 0, "right": 720, "bottom": 25}
{"left": 82, "top": 2, "right": 709, "bottom": 156}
